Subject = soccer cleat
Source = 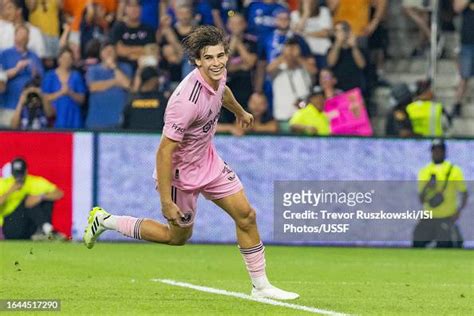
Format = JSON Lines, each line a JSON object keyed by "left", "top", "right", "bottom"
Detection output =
{"left": 251, "top": 285, "right": 300, "bottom": 300}
{"left": 83, "top": 207, "right": 110, "bottom": 249}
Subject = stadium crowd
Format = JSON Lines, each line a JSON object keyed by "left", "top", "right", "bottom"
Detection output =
{"left": 0, "top": 0, "right": 471, "bottom": 136}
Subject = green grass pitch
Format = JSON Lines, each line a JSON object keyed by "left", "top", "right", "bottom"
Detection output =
{"left": 1, "top": 241, "right": 472, "bottom": 315}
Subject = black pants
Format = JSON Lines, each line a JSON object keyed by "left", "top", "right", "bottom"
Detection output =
{"left": 3, "top": 200, "right": 54, "bottom": 240}
{"left": 413, "top": 218, "right": 464, "bottom": 248}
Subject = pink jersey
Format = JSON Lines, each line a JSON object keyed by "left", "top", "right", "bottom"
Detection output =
{"left": 154, "top": 68, "right": 227, "bottom": 190}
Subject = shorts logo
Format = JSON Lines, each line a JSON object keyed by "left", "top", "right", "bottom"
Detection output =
{"left": 203, "top": 112, "right": 220, "bottom": 133}
{"left": 223, "top": 165, "right": 236, "bottom": 181}
{"left": 181, "top": 212, "right": 193, "bottom": 224}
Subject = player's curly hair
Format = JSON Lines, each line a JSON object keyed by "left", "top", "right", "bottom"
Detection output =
{"left": 182, "top": 25, "right": 229, "bottom": 66}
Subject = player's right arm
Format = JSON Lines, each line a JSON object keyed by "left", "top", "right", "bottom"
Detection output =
{"left": 156, "top": 136, "right": 184, "bottom": 223}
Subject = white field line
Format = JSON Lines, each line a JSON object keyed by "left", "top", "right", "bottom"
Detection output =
{"left": 151, "top": 278, "right": 350, "bottom": 316}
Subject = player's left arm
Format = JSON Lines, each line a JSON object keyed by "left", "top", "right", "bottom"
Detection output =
{"left": 223, "top": 85, "right": 254, "bottom": 129}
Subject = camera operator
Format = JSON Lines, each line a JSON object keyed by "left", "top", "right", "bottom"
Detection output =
{"left": 11, "top": 78, "right": 54, "bottom": 129}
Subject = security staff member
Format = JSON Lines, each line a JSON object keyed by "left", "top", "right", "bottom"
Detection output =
{"left": 0, "top": 157, "right": 64, "bottom": 240}
{"left": 406, "top": 80, "right": 444, "bottom": 137}
{"left": 414, "top": 139, "right": 469, "bottom": 248}
{"left": 289, "top": 86, "right": 331, "bottom": 136}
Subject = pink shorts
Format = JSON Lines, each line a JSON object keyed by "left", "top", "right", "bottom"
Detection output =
{"left": 156, "top": 164, "right": 243, "bottom": 227}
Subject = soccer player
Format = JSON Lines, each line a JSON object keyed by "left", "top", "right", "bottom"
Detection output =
{"left": 83, "top": 26, "right": 299, "bottom": 300}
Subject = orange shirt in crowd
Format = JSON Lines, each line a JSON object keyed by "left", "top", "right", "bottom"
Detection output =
{"left": 332, "top": 0, "right": 371, "bottom": 36}
{"left": 63, "top": 0, "right": 118, "bottom": 31}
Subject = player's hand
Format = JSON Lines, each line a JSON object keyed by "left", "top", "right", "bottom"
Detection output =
{"left": 236, "top": 111, "right": 254, "bottom": 129}
{"left": 162, "top": 201, "right": 185, "bottom": 226}
{"left": 230, "top": 125, "right": 245, "bottom": 137}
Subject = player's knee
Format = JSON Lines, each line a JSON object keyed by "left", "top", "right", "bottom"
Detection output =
{"left": 168, "top": 229, "right": 192, "bottom": 246}
{"left": 168, "top": 238, "right": 187, "bottom": 246}
{"left": 236, "top": 207, "right": 257, "bottom": 232}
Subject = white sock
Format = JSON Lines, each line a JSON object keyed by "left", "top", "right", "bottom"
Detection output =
{"left": 252, "top": 274, "right": 271, "bottom": 290}
{"left": 42, "top": 223, "right": 53, "bottom": 235}
{"left": 103, "top": 215, "right": 118, "bottom": 230}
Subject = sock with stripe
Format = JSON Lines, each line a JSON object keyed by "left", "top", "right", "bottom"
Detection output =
{"left": 239, "top": 241, "right": 271, "bottom": 290}
{"left": 103, "top": 215, "right": 144, "bottom": 240}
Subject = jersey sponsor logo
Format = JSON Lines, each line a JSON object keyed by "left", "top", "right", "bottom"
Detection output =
{"left": 189, "top": 81, "right": 202, "bottom": 104}
{"left": 202, "top": 111, "right": 220, "bottom": 133}
{"left": 172, "top": 123, "right": 185, "bottom": 134}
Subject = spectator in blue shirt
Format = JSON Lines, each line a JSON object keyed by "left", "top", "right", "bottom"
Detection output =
{"left": 42, "top": 47, "right": 87, "bottom": 129}
{"left": 258, "top": 8, "right": 312, "bottom": 64}
{"left": 254, "top": 8, "right": 314, "bottom": 109}
{"left": 0, "top": 24, "right": 43, "bottom": 127}
{"left": 139, "top": 0, "right": 161, "bottom": 31}
{"left": 195, "top": 0, "right": 241, "bottom": 31}
{"left": 0, "top": 67, "right": 6, "bottom": 116}
{"left": 246, "top": 0, "right": 286, "bottom": 40}
{"left": 194, "top": 0, "right": 216, "bottom": 27}
{"left": 85, "top": 41, "right": 132, "bottom": 129}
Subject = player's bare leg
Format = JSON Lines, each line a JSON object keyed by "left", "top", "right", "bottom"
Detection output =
{"left": 140, "top": 220, "right": 193, "bottom": 245}
{"left": 83, "top": 207, "right": 192, "bottom": 248}
{"left": 213, "top": 190, "right": 299, "bottom": 300}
